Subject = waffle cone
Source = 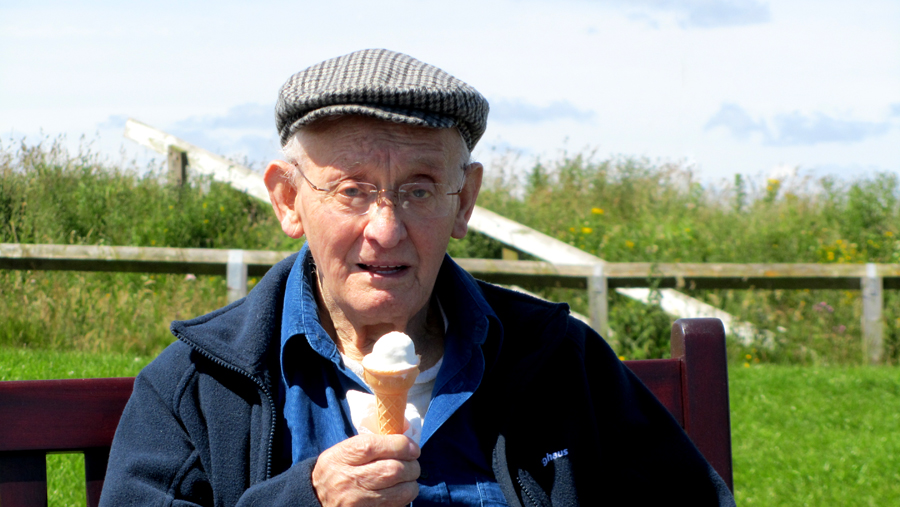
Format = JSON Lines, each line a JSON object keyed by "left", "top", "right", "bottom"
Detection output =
{"left": 363, "top": 365, "right": 419, "bottom": 435}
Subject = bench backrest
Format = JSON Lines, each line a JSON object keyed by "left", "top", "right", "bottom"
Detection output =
{"left": 0, "top": 318, "right": 732, "bottom": 506}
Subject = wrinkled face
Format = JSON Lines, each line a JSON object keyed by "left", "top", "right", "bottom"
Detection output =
{"left": 281, "top": 116, "right": 479, "bottom": 329}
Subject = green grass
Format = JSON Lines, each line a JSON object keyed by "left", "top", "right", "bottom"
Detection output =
{"left": 0, "top": 347, "right": 152, "bottom": 380}
{"left": 731, "top": 364, "right": 900, "bottom": 506}
{"left": 6, "top": 348, "right": 898, "bottom": 506}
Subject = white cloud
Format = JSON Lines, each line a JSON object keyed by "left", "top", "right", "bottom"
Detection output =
{"left": 705, "top": 103, "right": 894, "bottom": 146}
{"left": 601, "top": 0, "right": 771, "bottom": 29}
{"left": 489, "top": 99, "right": 596, "bottom": 124}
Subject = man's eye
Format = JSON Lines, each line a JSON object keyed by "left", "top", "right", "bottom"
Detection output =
{"left": 405, "top": 185, "right": 434, "bottom": 199}
{"left": 335, "top": 183, "right": 368, "bottom": 198}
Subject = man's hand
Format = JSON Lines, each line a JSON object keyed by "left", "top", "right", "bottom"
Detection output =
{"left": 312, "top": 434, "right": 421, "bottom": 507}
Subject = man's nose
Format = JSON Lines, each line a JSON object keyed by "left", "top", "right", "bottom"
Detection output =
{"left": 363, "top": 195, "right": 407, "bottom": 247}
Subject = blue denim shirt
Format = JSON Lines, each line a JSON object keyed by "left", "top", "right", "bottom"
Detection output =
{"left": 279, "top": 244, "right": 509, "bottom": 506}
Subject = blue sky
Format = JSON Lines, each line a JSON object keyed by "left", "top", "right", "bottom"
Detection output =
{"left": 1, "top": 0, "right": 898, "bottom": 184}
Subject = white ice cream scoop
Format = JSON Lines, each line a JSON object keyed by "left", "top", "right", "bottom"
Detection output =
{"left": 362, "top": 331, "right": 420, "bottom": 372}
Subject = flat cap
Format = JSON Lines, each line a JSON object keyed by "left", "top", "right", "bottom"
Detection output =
{"left": 275, "top": 49, "right": 489, "bottom": 151}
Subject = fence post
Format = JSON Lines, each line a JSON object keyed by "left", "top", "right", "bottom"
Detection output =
{"left": 862, "top": 263, "right": 883, "bottom": 365}
{"left": 167, "top": 146, "right": 187, "bottom": 187}
{"left": 227, "top": 249, "right": 248, "bottom": 303}
{"left": 589, "top": 262, "right": 609, "bottom": 339}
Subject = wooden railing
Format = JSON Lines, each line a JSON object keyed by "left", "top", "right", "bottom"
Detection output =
{"left": 2, "top": 243, "right": 897, "bottom": 363}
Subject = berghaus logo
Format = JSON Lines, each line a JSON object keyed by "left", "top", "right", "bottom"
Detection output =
{"left": 541, "top": 448, "right": 569, "bottom": 466}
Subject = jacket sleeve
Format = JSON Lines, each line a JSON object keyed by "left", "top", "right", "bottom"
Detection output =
{"left": 100, "top": 349, "right": 323, "bottom": 507}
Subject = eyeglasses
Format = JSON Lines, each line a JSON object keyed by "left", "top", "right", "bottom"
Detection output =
{"left": 292, "top": 163, "right": 465, "bottom": 218}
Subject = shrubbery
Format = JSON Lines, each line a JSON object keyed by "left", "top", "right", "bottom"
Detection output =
{"left": 1, "top": 139, "right": 898, "bottom": 363}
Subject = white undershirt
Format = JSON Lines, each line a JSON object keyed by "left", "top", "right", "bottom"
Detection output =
{"left": 342, "top": 355, "right": 442, "bottom": 444}
{"left": 341, "top": 302, "right": 447, "bottom": 444}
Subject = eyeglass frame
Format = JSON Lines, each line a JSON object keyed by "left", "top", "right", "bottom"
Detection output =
{"left": 289, "top": 161, "right": 468, "bottom": 218}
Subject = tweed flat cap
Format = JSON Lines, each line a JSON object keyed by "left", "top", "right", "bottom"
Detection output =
{"left": 276, "top": 49, "right": 489, "bottom": 151}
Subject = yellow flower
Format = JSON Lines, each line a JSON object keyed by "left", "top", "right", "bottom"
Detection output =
{"left": 827, "top": 251, "right": 835, "bottom": 261}
{"left": 203, "top": 219, "right": 209, "bottom": 224}
{"left": 745, "top": 354, "right": 752, "bottom": 360}
{"left": 569, "top": 227, "right": 576, "bottom": 233}
{"left": 202, "top": 202, "right": 208, "bottom": 209}
{"left": 743, "top": 362, "right": 750, "bottom": 368}
{"left": 220, "top": 206, "right": 225, "bottom": 212}
{"left": 618, "top": 356, "right": 625, "bottom": 361}
{"left": 581, "top": 227, "right": 593, "bottom": 234}
{"left": 886, "top": 231, "right": 894, "bottom": 237}
{"left": 625, "top": 240, "right": 635, "bottom": 248}
{"left": 591, "top": 207, "right": 604, "bottom": 215}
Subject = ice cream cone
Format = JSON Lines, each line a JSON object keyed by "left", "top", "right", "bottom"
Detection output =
{"left": 363, "top": 365, "right": 419, "bottom": 435}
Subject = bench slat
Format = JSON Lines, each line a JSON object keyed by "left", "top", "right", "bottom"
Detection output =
{"left": 623, "top": 359, "right": 684, "bottom": 426}
{"left": 0, "top": 378, "right": 133, "bottom": 452}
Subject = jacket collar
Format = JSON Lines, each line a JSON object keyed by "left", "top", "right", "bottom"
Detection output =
{"left": 169, "top": 249, "right": 300, "bottom": 383}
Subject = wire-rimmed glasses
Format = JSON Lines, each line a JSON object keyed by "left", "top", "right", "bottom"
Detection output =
{"left": 292, "top": 164, "right": 465, "bottom": 219}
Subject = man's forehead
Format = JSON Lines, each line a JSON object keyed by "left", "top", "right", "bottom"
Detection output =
{"left": 300, "top": 117, "right": 462, "bottom": 167}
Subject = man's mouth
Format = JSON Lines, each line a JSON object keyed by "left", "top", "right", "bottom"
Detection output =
{"left": 357, "top": 264, "right": 409, "bottom": 275}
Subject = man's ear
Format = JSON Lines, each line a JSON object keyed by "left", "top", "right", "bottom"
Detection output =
{"left": 264, "top": 160, "right": 305, "bottom": 239}
{"left": 451, "top": 162, "right": 483, "bottom": 239}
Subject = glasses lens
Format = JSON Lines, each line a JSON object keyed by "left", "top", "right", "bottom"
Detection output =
{"left": 398, "top": 183, "right": 452, "bottom": 218}
{"left": 317, "top": 179, "right": 457, "bottom": 218}
{"left": 328, "top": 181, "right": 377, "bottom": 213}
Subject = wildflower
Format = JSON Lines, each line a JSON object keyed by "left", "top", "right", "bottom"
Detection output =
{"left": 827, "top": 251, "right": 835, "bottom": 261}
{"left": 203, "top": 219, "right": 209, "bottom": 224}
{"left": 743, "top": 362, "right": 750, "bottom": 368}
{"left": 581, "top": 227, "right": 593, "bottom": 234}
{"left": 745, "top": 354, "right": 752, "bottom": 360}
{"left": 625, "top": 240, "right": 635, "bottom": 248}
{"left": 185, "top": 274, "right": 197, "bottom": 281}
{"left": 813, "top": 301, "right": 834, "bottom": 313}
{"left": 569, "top": 227, "right": 576, "bottom": 233}
{"left": 591, "top": 207, "right": 604, "bottom": 215}
{"left": 886, "top": 231, "right": 894, "bottom": 238}
{"left": 220, "top": 205, "right": 225, "bottom": 212}
{"left": 618, "top": 356, "right": 625, "bottom": 361}
{"left": 202, "top": 202, "right": 208, "bottom": 209}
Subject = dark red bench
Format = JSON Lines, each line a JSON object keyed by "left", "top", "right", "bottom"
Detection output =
{"left": 0, "top": 318, "right": 733, "bottom": 506}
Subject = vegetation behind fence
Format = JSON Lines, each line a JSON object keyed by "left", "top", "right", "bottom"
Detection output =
{"left": 1, "top": 138, "right": 898, "bottom": 363}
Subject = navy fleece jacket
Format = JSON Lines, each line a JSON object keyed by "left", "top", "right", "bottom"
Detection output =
{"left": 100, "top": 253, "right": 735, "bottom": 506}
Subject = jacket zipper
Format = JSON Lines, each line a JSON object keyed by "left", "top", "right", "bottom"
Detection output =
{"left": 176, "top": 334, "right": 277, "bottom": 480}
{"left": 516, "top": 474, "right": 540, "bottom": 507}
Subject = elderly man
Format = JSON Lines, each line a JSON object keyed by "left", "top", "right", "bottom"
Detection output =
{"left": 101, "top": 49, "right": 735, "bottom": 506}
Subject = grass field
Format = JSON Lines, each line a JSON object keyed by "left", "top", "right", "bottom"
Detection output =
{"left": 4, "top": 348, "right": 898, "bottom": 506}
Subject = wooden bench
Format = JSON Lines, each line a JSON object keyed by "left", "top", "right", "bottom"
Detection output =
{"left": 0, "top": 318, "right": 733, "bottom": 506}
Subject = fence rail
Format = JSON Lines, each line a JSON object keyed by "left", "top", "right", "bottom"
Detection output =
{"left": 2, "top": 243, "right": 896, "bottom": 363}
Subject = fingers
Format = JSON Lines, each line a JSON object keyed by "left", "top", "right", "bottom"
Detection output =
{"left": 312, "top": 435, "right": 421, "bottom": 507}
{"left": 334, "top": 434, "right": 420, "bottom": 466}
